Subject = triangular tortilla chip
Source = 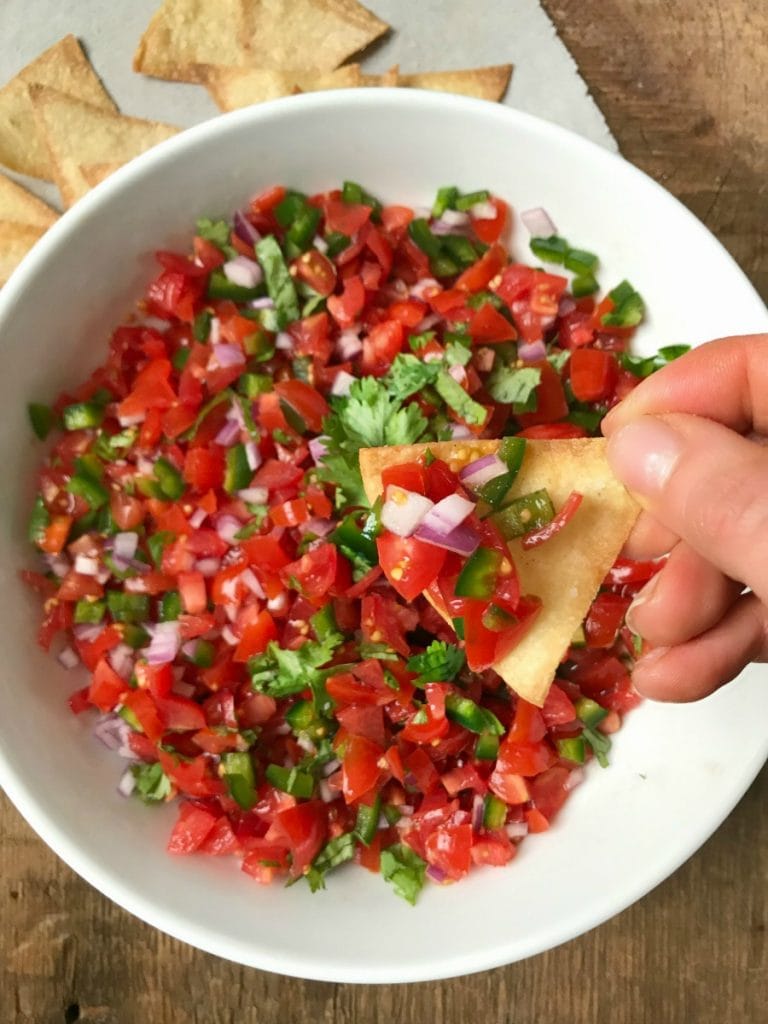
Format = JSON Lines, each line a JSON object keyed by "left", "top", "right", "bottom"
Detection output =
{"left": 0, "top": 221, "right": 49, "bottom": 286}
{"left": 0, "top": 35, "right": 115, "bottom": 180}
{"left": 400, "top": 66, "right": 512, "bottom": 102}
{"left": 134, "top": 0, "right": 388, "bottom": 83}
{"left": 200, "top": 63, "right": 362, "bottom": 111}
{"left": 359, "top": 439, "right": 639, "bottom": 706}
{"left": 79, "top": 163, "right": 126, "bottom": 190}
{"left": 0, "top": 173, "right": 58, "bottom": 229}
{"left": 29, "top": 87, "right": 178, "bottom": 208}
{"left": 240, "top": 0, "right": 388, "bottom": 72}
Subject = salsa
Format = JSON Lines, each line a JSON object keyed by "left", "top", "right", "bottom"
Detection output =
{"left": 22, "top": 182, "right": 675, "bottom": 903}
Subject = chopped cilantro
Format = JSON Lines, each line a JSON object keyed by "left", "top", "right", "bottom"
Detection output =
{"left": 582, "top": 724, "right": 611, "bottom": 768}
{"left": 255, "top": 235, "right": 300, "bottom": 328}
{"left": 305, "top": 832, "right": 357, "bottom": 892}
{"left": 385, "top": 354, "right": 440, "bottom": 401}
{"left": 359, "top": 642, "right": 399, "bottom": 661}
{"left": 250, "top": 632, "right": 343, "bottom": 715}
{"left": 407, "top": 640, "right": 465, "bottom": 684}
{"left": 131, "top": 762, "right": 172, "bottom": 803}
{"left": 486, "top": 364, "right": 541, "bottom": 406}
{"left": 195, "top": 217, "right": 234, "bottom": 254}
{"left": 434, "top": 371, "right": 487, "bottom": 426}
{"left": 381, "top": 843, "right": 427, "bottom": 905}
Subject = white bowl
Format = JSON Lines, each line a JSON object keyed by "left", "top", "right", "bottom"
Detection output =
{"left": 0, "top": 90, "right": 766, "bottom": 984}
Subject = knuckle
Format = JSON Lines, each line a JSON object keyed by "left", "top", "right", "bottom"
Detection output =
{"left": 682, "top": 460, "right": 768, "bottom": 558}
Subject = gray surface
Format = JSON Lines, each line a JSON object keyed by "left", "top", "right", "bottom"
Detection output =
{"left": 0, "top": 0, "right": 615, "bottom": 211}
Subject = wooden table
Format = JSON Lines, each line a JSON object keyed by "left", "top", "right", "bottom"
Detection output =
{"left": 2, "top": 2, "right": 766, "bottom": 1021}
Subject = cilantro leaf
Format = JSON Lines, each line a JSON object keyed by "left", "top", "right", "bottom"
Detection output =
{"left": 381, "top": 843, "right": 427, "bottom": 905}
{"left": 255, "top": 235, "right": 300, "bottom": 327}
{"left": 486, "top": 364, "right": 542, "bottom": 406}
{"left": 434, "top": 371, "right": 487, "bottom": 426}
{"left": 385, "top": 354, "right": 440, "bottom": 401}
{"left": 407, "top": 640, "right": 465, "bottom": 684}
{"left": 131, "top": 762, "right": 172, "bottom": 803}
{"left": 445, "top": 338, "right": 473, "bottom": 367}
{"left": 196, "top": 217, "right": 234, "bottom": 253}
{"left": 306, "top": 832, "right": 357, "bottom": 892}
{"left": 582, "top": 724, "right": 611, "bottom": 767}
{"left": 250, "top": 632, "right": 343, "bottom": 715}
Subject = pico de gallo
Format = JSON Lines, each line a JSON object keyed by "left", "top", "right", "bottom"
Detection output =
{"left": 22, "top": 182, "right": 683, "bottom": 903}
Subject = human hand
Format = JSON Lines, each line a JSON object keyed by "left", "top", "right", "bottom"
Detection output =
{"left": 601, "top": 334, "right": 768, "bottom": 702}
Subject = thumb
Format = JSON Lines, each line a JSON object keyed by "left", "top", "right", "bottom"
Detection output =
{"left": 605, "top": 412, "right": 768, "bottom": 603}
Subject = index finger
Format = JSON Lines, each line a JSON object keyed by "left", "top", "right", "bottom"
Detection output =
{"left": 602, "top": 334, "right": 768, "bottom": 437}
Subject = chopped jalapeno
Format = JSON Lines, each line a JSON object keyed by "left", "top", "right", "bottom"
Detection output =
{"left": 491, "top": 488, "right": 555, "bottom": 540}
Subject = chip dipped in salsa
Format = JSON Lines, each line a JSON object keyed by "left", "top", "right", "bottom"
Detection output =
{"left": 22, "top": 181, "right": 679, "bottom": 902}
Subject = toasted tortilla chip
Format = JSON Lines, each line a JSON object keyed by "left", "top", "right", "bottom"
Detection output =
{"left": 79, "top": 162, "right": 126, "bottom": 190}
{"left": 0, "top": 35, "right": 115, "bottom": 180}
{"left": 135, "top": 0, "right": 388, "bottom": 83}
{"left": 29, "top": 87, "right": 178, "bottom": 208}
{"left": 0, "top": 221, "right": 49, "bottom": 286}
{"left": 0, "top": 173, "right": 58, "bottom": 229}
{"left": 359, "top": 439, "right": 639, "bottom": 706}
{"left": 397, "top": 65, "right": 512, "bottom": 102}
{"left": 134, "top": 0, "right": 251, "bottom": 83}
{"left": 240, "top": 0, "right": 388, "bottom": 72}
{"left": 200, "top": 63, "right": 362, "bottom": 111}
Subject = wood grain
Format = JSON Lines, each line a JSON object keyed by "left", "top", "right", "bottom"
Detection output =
{"left": 2, "top": 1, "right": 766, "bottom": 1021}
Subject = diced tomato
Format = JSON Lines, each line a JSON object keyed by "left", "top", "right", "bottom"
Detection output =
{"left": 88, "top": 657, "right": 128, "bottom": 713}
{"left": 233, "top": 608, "right": 278, "bottom": 662}
{"left": 471, "top": 197, "right": 509, "bottom": 244}
{"left": 381, "top": 461, "right": 427, "bottom": 495}
{"left": 456, "top": 243, "right": 506, "bottom": 292}
{"left": 273, "top": 802, "right": 327, "bottom": 877}
{"left": 541, "top": 685, "right": 577, "bottom": 727}
{"left": 585, "top": 592, "right": 631, "bottom": 648}
{"left": 425, "top": 823, "right": 473, "bottom": 881}
{"left": 528, "top": 766, "right": 571, "bottom": 822}
{"left": 377, "top": 533, "right": 447, "bottom": 602}
{"left": 324, "top": 198, "right": 372, "bottom": 237}
{"left": 336, "top": 705, "right": 386, "bottom": 747}
{"left": 293, "top": 250, "right": 337, "bottom": 297}
{"left": 570, "top": 348, "right": 619, "bottom": 402}
{"left": 280, "top": 543, "right": 337, "bottom": 605}
{"left": 327, "top": 275, "right": 365, "bottom": 328}
{"left": 178, "top": 571, "right": 207, "bottom": 614}
{"left": 516, "top": 361, "right": 569, "bottom": 427}
{"left": 167, "top": 803, "right": 218, "bottom": 854}
{"left": 361, "top": 319, "right": 404, "bottom": 377}
{"left": 471, "top": 834, "right": 516, "bottom": 866}
{"left": 468, "top": 302, "right": 517, "bottom": 344}
{"left": 274, "top": 380, "right": 329, "bottom": 434}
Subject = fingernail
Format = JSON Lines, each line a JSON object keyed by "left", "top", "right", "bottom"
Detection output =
{"left": 625, "top": 572, "right": 662, "bottom": 633}
{"left": 632, "top": 645, "right": 670, "bottom": 696}
{"left": 606, "top": 417, "right": 684, "bottom": 496}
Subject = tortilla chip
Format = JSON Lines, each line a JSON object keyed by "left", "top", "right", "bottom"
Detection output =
{"left": 134, "top": 0, "right": 251, "bottom": 83}
{"left": 29, "top": 87, "right": 178, "bottom": 208}
{"left": 359, "top": 439, "right": 639, "bottom": 706}
{"left": 0, "top": 35, "right": 115, "bottom": 180}
{"left": 240, "top": 0, "right": 389, "bottom": 72}
{"left": 0, "top": 173, "right": 58, "bottom": 229}
{"left": 79, "top": 163, "right": 126, "bottom": 190}
{"left": 200, "top": 63, "right": 362, "bottom": 111}
{"left": 135, "top": 0, "right": 388, "bottom": 83}
{"left": 391, "top": 65, "right": 512, "bottom": 102}
{"left": 0, "top": 221, "right": 49, "bottom": 286}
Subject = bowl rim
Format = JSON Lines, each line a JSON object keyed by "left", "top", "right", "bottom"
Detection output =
{"left": 1, "top": 87, "right": 766, "bottom": 984}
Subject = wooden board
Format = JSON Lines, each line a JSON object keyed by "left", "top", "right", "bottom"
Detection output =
{"left": 2, "top": 1, "right": 766, "bottom": 1020}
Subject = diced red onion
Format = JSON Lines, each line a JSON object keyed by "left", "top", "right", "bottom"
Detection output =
{"left": 267, "top": 592, "right": 288, "bottom": 615}
{"left": 195, "top": 557, "right": 221, "bottom": 577}
{"left": 43, "top": 553, "right": 70, "bottom": 578}
{"left": 208, "top": 316, "right": 221, "bottom": 346}
{"left": 113, "top": 532, "right": 139, "bottom": 561}
{"left": 415, "top": 521, "right": 480, "bottom": 556}
{"left": 422, "top": 348, "right": 443, "bottom": 365}
{"left": 118, "top": 411, "right": 145, "bottom": 428}
{"left": 240, "top": 567, "right": 265, "bottom": 598}
{"left": 181, "top": 640, "right": 199, "bottom": 660}
{"left": 471, "top": 793, "right": 485, "bottom": 831}
{"left": 558, "top": 295, "right": 577, "bottom": 317}
{"left": 518, "top": 339, "right": 547, "bottom": 363}
{"left": 188, "top": 507, "right": 207, "bottom": 529}
{"left": 74, "top": 554, "right": 99, "bottom": 576}
{"left": 322, "top": 758, "right": 341, "bottom": 778}
{"left": 409, "top": 277, "right": 440, "bottom": 300}
{"left": 418, "top": 493, "right": 475, "bottom": 536}
{"left": 136, "top": 455, "right": 156, "bottom": 476}
{"left": 337, "top": 329, "right": 362, "bottom": 359}
{"left": 223, "top": 255, "right": 262, "bottom": 289}
{"left": 474, "top": 346, "right": 495, "bottom": 373}
{"left": 564, "top": 767, "right": 585, "bottom": 791}
{"left": 399, "top": 804, "right": 414, "bottom": 816}
{"left": 416, "top": 313, "right": 440, "bottom": 332}
{"left": 244, "top": 441, "right": 261, "bottom": 471}
{"left": 237, "top": 485, "right": 268, "bottom": 504}
{"left": 220, "top": 576, "right": 239, "bottom": 601}
{"left": 318, "top": 779, "right": 334, "bottom": 803}
{"left": 275, "top": 331, "right": 293, "bottom": 351}
{"left": 57, "top": 645, "right": 80, "bottom": 669}
{"left": 145, "top": 622, "right": 180, "bottom": 665}
{"left": 212, "top": 343, "right": 246, "bottom": 368}
{"left": 448, "top": 423, "right": 473, "bottom": 440}
{"left": 440, "top": 208, "right": 471, "bottom": 227}
{"left": 381, "top": 486, "right": 435, "bottom": 538}
{"left": 448, "top": 364, "right": 467, "bottom": 384}
{"left": 452, "top": 809, "right": 471, "bottom": 826}
{"left": 216, "top": 514, "right": 242, "bottom": 544}
{"left": 427, "top": 865, "right": 447, "bottom": 883}
{"left": 94, "top": 714, "right": 132, "bottom": 755}
{"left": 214, "top": 418, "right": 241, "bottom": 447}
{"left": 459, "top": 453, "right": 507, "bottom": 488}
{"left": 296, "top": 734, "right": 316, "bottom": 754}
{"left": 117, "top": 768, "right": 136, "bottom": 798}
{"left": 521, "top": 206, "right": 557, "bottom": 237}
{"left": 470, "top": 200, "right": 497, "bottom": 220}
{"left": 414, "top": 206, "right": 431, "bottom": 220}
{"left": 298, "top": 517, "right": 335, "bottom": 539}
{"left": 313, "top": 234, "right": 328, "bottom": 254}
{"left": 431, "top": 218, "right": 470, "bottom": 237}
{"left": 234, "top": 209, "right": 261, "bottom": 246}
{"left": 221, "top": 624, "right": 239, "bottom": 646}
{"left": 505, "top": 821, "right": 529, "bottom": 840}
{"left": 308, "top": 437, "right": 328, "bottom": 465}
{"left": 330, "top": 370, "right": 356, "bottom": 397}
{"left": 250, "top": 296, "right": 274, "bottom": 310}
{"left": 73, "top": 622, "right": 104, "bottom": 642}
{"left": 135, "top": 315, "right": 170, "bottom": 332}
{"left": 172, "top": 677, "right": 196, "bottom": 698}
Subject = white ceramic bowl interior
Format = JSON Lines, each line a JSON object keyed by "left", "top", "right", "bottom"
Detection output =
{"left": 0, "top": 91, "right": 766, "bottom": 984}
